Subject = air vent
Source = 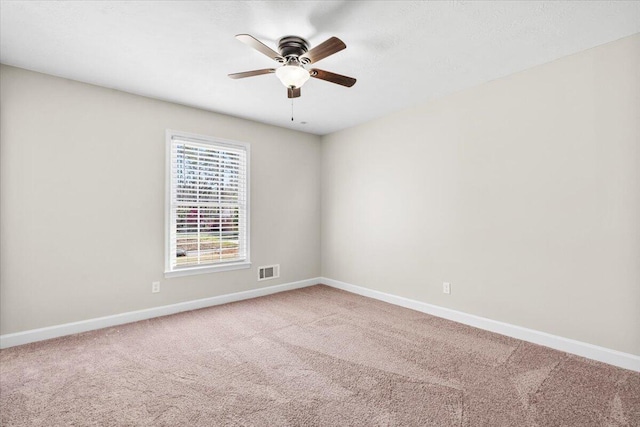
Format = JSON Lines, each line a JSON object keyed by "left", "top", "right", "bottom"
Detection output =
{"left": 258, "top": 264, "right": 280, "bottom": 281}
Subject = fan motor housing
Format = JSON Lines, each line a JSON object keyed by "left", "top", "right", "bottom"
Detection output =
{"left": 278, "top": 36, "right": 309, "bottom": 61}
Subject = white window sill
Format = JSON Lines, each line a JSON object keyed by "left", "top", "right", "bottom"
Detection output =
{"left": 164, "top": 261, "right": 251, "bottom": 278}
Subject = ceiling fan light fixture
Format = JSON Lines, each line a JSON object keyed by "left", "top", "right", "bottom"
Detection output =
{"left": 230, "top": 34, "right": 356, "bottom": 98}
{"left": 275, "top": 65, "right": 310, "bottom": 89}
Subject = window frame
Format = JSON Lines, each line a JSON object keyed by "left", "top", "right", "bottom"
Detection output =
{"left": 164, "top": 129, "right": 251, "bottom": 278}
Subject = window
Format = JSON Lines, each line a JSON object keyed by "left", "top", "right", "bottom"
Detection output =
{"left": 165, "top": 130, "right": 250, "bottom": 277}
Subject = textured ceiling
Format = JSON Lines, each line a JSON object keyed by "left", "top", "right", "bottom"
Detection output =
{"left": 1, "top": 1, "right": 639, "bottom": 135}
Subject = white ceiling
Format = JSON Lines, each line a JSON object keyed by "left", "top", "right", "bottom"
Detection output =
{"left": 1, "top": 1, "right": 639, "bottom": 135}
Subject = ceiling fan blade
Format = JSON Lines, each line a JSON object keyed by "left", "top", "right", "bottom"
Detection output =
{"left": 300, "top": 37, "right": 346, "bottom": 64}
{"left": 287, "top": 87, "right": 301, "bottom": 98}
{"left": 235, "top": 34, "right": 284, "bottom": 62}
{"left": 309, "top": 69, "right": 356, "bottom": 87}
{"left": 228, "top": 69, "right": 275, "bottom": 79}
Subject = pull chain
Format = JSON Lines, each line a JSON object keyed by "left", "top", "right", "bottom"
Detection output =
{"left": 291, "top": 97, "right": 294, "bottom": 121}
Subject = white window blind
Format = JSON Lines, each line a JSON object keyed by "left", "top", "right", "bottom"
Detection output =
{"left": 166, "top": 131, "right": 249, "bottom": 276}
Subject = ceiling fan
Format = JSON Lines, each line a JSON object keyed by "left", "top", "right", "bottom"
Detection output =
{"left": 228, "top": 34, "right": 356, "bottom": 98}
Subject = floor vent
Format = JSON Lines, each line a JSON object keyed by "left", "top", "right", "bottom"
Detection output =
{"left": 258, "top": 264, "right": 280, "bottom": 281}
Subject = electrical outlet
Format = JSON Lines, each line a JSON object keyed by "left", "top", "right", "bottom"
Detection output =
{"left": 443, "top": 282, "right": 451, "bottom": 294}
{"left": 152, "top": 281, "right": 160, "bottom": 293}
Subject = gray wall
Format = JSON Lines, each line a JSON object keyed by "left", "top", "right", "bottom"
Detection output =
{"left": 0, "top": 64, "right": 321, "bottom": 334}
{"left": 321, "top": 34, "right": 640, "bottom": 356}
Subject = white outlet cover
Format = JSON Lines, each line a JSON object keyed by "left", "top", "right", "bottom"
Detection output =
{"left": 443, "top": 282, "right": 451, "bottom": 294}
{"left": 152, "top": 281, "right": 160, "bottom": 293}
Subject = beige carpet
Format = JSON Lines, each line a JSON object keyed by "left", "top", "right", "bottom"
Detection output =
{"left": 1, "top": 285, "right": 638, "bottom": 426}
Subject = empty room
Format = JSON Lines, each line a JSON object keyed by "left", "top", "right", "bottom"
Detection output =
{"left": 1, "top": 1, "right": 639, "bottom": 425}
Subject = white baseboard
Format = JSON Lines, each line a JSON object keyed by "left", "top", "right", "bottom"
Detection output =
{"left": 0, "top": 277, "right": 320, "bottom": 349}
{"left": 320, "top": 277, "right": 640, "bottom": 372}
{"left": 4, "top": 276, "right": 638, "bottom": 372}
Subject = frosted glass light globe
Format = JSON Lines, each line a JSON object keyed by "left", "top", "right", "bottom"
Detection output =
{"left": 275, "top": 65, "right": 310, "bottom": 88}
